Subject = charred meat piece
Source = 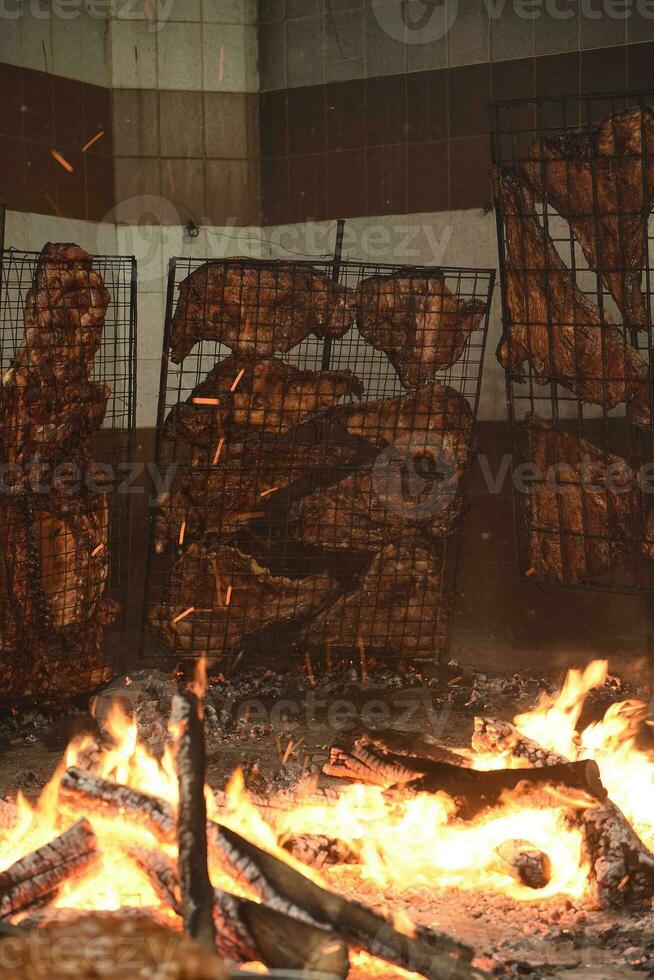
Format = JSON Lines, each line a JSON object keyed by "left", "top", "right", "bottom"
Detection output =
{"left": 301, "top": 538, "right": 450, "bottom": 660}
{"left": 163, "top": 354, "right": 364, "bottom": 448}
{"left": 149, "top": 542, "right": 338, "bottom": 656}
{"left": 522, "top": 107, "right": 654, "bottom": 330}
{"left": 494, "top": 168, "right": 651, "bottom": 429}
{"left": 357, "top": 270, "right": 486, "bottom": 388}
{"left": 169, "top": 260, "right": 357, "bottom": 363}
{"left": 518, "top": 414, "right": 638, "bottom": 585}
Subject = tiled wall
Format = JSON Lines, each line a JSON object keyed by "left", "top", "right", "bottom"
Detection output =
{"left": 259, "top": 1, "right": 654, "bottom": 224}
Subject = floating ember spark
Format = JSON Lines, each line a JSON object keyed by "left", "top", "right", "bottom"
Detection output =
{"left": 178, "top": 520, "right": 186, "bottom": 546}
{"left": 259, "top": 487, "right": 279, "bottom": 498}
{"left": 192, "top": 397, "right": 220, "bottom": 406}
{"left": 212, "top": 437, "right": 225, "bottom": 465}
{"left": 230, "top": 368, "right": 245, "bottom": 392}
{"left": 81, "top": 131, "right": 105, "bottom": 152}
{"left": 224, "top": 585, "right": 233, "bottom": 606}
{"left": 172, "top": 606, "right": 195, "bottom": 625}
{"left": 91, "top": 543, "right": 104, "bottom": 558}
{"left": 50, "top": 149, "right": 74, "bottom": 173}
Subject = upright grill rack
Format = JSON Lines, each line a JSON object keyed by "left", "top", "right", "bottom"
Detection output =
{"left": 491, "top": 92, "right": 654, "bottom": 595}
{"left": 142, "top": 255, "right": 494, "bottom": 670}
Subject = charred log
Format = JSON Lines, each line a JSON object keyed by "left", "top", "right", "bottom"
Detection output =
{"left": 0, "top": 818, "right": 98, "bottom": 919}
{"left": 280, "top": 833, "right": 360, "bottom": 870}
{"left": 171, "top": 690, "right": 216, "bottom": 952}
{"left": 472, "top": 717, "right": 569, "bottom": 767}
{"left": 58, "top": 767, "right": 176, "bottom": 842}
{"left": 494, "top": 840, "right": 552, "bottom": 890}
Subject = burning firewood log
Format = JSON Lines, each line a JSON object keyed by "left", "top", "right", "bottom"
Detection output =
{"left": 324, "top": 734, "right": 606, "bottom": 817}
{"left": 128, "top": 845, "right": 350, "bottom": 976}
{"left": 0, "top": 818, "right": 99, "bottom": 919}
{"left": 59, "top": 766, "right": 176, "bottom": 842}
{"left": 171, "top": 690, "right": 216, "bottom": 952}
{"left": 494, "top": 839, "right": 552, "bottom": 890}
{"left": 473, "top": 715, "right": 654, "bottom": 908}
{"left": 280, "top": 833, "right": 360, "bottom": 870}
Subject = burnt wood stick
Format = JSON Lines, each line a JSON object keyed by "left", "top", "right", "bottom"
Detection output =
{"left": 130, "top": 844, "right": 349, "bottom": 976}
{"left": 58, "top": 767, "right": 176, "bottom": 842}
{"left": 0, "top": 818, "right": 99, "bottom": 919}
{"left": 171, "top": 691, "right": 216, "bottom": 953}
{"left": 473, "top": 719, "right": 654, "bottom": 908}
{"left": 494, "top": 840, "right": 552, "bottom": 890}
{"left": 280, "top": 833, "right": 360, "bottom": 870}
{"left": 206, "top": 823, "right": 486, "bottom": 979}
{"left": 364, "top": 729, "right": 468, "bottom": 767}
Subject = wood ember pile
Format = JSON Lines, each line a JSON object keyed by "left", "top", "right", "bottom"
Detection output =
{"left": 0, "top": 244, "right": 119, "bottom": 705}
{"left": 151, "top": 259, "right": 480, "bottom": 664}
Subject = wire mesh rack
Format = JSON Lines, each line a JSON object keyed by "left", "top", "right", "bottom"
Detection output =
{"left": 0, "top": 245, "right": 137, "bottom": 705}
{"left": 142, "top": 253, "right": 494, "bottom": 671}
{"left": 491, "top": 91, "right": 654, "bottom": 595}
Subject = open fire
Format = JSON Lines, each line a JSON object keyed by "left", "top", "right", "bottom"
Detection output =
{"left": 1, "top": 659, "right": 653, "bottom": 977}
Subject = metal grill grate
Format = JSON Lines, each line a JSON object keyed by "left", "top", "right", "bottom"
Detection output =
{"left": 0, "top": 245, "right": 136, "bottom": 705}
{"left": 491, "top": 92, "right": 654, "bottom": 595}
{"left": 142, "top": 255, "right": 494, "bottom": 671}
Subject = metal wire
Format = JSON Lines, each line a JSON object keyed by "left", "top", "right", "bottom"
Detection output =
{"left": 142, "top": 255, "right": 494, "bottom": 671}
{"left": 0, "top": 246, "right": 136, "bottom": 705}
{"left": 491, "top": 91, "right": 654, "bottom": 595}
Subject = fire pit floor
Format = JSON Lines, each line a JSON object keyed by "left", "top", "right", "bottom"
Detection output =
{"left": 1, "top": 662, "right": 653, "bottom": 978}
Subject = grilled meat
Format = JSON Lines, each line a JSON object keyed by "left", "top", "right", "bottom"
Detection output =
{"left": 356, "top": 270, "right": 486, "bottom": 388}
{"left": 168, "top": 260, "right": 357, "bottom": 363}
{"left": 494, "top": 168, "right": 651, "bottom": 429}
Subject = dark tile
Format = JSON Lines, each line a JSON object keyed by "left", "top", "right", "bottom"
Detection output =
{"left": 55, "top": 148, "right": 86, "bottom": 220}
{"left": 286, "top": 0, "right": 319, "bottom": 16}
{"left": 286, "top": 14, "right": 324, "bottom": 88}
{"left": 261, "top": 155, "right": 290, "bottom": 225}
{"left": 205, "top": 159, "right": 252, "bottom": 225}
{"left": 260, "top": 89, "right": 289, "bottom": 158}
{"left": 113, "top": 159, "right": 162, "bottom": 222}
{"left": 366, "top": 73, "right": 407, "bottom": 147}
{"left": 20, "top": 68, "right": 52, "bottom": 145}
{"left": 448, "top": 63, "right": 491, "bottom": 138}
{"left": 534, "top": 50, "right": 580, "bottom": 97}
{"left": 324, "top": 6, "right": 364, "bottom": 82}
{"left": 259, "top": 20, "right": 286, "bottom": 91}
{"left": 366, "top": 143, "right": 407, "bottom": 216}
{"left": 580, "top": 8, "right": 627, "bottom": 49}
{"left": 288, "top": 84, "right": 326, "bottom": 155}
{"left": 628, "top": 8, "right": 654, "bottom": 43}
{"left": 534, "top": 5, "right": 579, "bottom": 56}
{"left": 449, "top": 0, "right": 490, "bottom": 65}
{"left": 24, "top": 140, "right": 58, "bottom": 216}
{"left": 246, "top": 93, "right": 260, "bottom": 159}
{"left": 259, "top": 0, "right": 284, "bottom": 22}
{"left": 327, "top": 147, "right": 366, "bottom": 218}
{"left": 160, "top": 91, "right": 204, "bottom": 157}
{"left": 85, "top": 152, "right": 115, "bottom": 222}
{"left": 490, "top": 4, "right": 533, "bottom": 62}
{"left": 162, "top": 158, "right": 206, "bottom": 220}
{"left": 82, "top": 83, "right": 113, "bottom": 156}
{"left": 204, "top": 92, "right": 248, "bottom": 159}
{"left": 288, "top": 152, "right": 328, "bottom": 222}
{"left": 0, "top": 135, "right": 26, "bottom": 212}
{"left": 580, "top": 45, "right": 628, "bottom": 95}
{"left": 0, "top": 63, "right": 23, "bottom": 141}
{"left": 627, "top": 41, "right": 654, "bottom": 91}
{"left": 449, "top": 136, "right": 492, "bottom": 211}
{"left": 491, "top": 57, "right": 535, "bottom": 102}
{"left": 53, "top": 76, "right": 84, "bottom": 150}
{"left": 112, "top": 89, "right": 160, "bottom": 158}
{"left": 364, "top": 1, "right": 406, "bottom": 78}
{"left": 326, "top": 79, "right": 365, "bottom": 150}
{"left": 407, "top": 69, "right": 447, "bottom": 143}
{"left": 407, "top": 139, "right": 448, "bottom": 214}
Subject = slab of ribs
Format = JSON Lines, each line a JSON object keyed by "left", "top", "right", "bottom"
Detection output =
{"left": 0, "top": 244, "right": 119, "bottom": 704}
{"left": 168, "top": 259, "right": 357, "bottom": 363}
{"left": 356, "top": 269, "right": 487, "bottom": 388}
{"left": 518, "top": 415, "right": 640, "bottom": 585}
{"left": 521, "top": 106, "right": 654, "bottom": 330}
{"left": 494, "top": 166, "right": 651, "bottom": 430}
{"left": 152, "top": 253, "right": 477, "bottom": 662}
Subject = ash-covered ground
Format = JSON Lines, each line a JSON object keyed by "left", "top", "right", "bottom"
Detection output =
{"left": 1, "top": 659, "right": 653, "bottom": 978}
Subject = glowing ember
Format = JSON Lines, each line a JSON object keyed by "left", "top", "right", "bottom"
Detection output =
{"left": 1, "top": 659, "right": 653, "bottom": 966}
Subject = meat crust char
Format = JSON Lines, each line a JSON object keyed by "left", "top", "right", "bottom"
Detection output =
{"left": 163, "top": 354, "right": 364, "bottom": 449}
{"left": 519, "top": 414, "right": 638, "bottom": 585}
{"left": 522, "top": 107, "right": 654, "bottom": 330}
{"left": 494, "top": 167, "right": 651, "bottom": 430}
{"left": 356, "top": 270, "right": 486, "bottom": 388}
{"left": 0, "top": 244, "right": 118, "bottom": 705}
{"left": 168, "top": 259, "right": 357, "bottom": 363}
